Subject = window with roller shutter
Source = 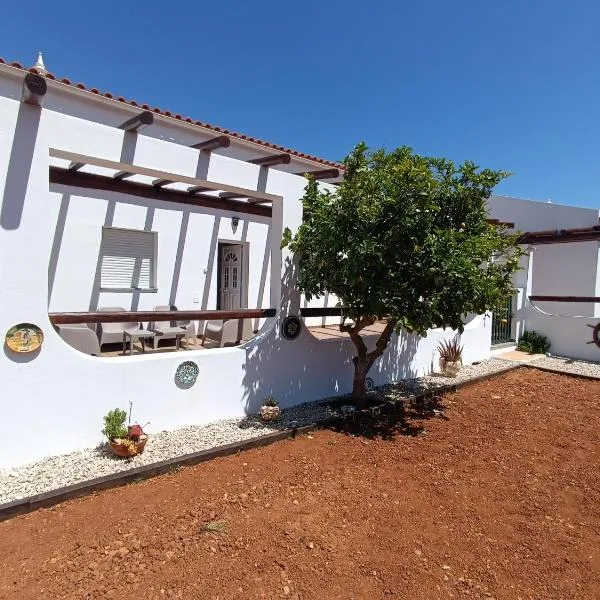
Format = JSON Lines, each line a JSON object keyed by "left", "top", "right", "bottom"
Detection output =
{"left": 99, "top": 227, "right": 157, "bottom": 291}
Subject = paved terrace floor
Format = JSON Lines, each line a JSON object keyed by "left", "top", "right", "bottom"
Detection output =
{"left": 100, "top": 323, "right": 385, "bottom": 357}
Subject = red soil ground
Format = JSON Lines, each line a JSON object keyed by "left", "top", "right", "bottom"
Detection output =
{"left": 0, "top": 368, "right": 599, "bottom": 600}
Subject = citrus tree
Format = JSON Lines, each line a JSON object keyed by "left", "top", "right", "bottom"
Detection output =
{"left": 283, "top": 143, "right": 523, "bottom": 406}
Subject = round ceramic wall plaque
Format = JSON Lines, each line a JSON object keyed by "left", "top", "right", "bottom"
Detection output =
{"left": 588, "top": 322, "right": 600, "bottom": 349}
{"left": 5, "top": 323, "right": 44, "bottom": 353}
{"left": 281, "top": 315, "right": 302, "bottom": 340}
{"left": 175, "top": 361, "right": 199, "bottom": 386}
{"left": 365, "top": 377, "right": 375, "bottom": 391}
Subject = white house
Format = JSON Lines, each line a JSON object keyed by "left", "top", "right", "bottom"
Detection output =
{"left": 488, "top": 195, "right": 600, "bottom": 359}
{"left": 0, "top": 56, "right": 597, "bottom": 469}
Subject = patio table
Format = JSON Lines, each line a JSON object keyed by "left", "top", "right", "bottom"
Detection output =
{"left": 149, "top": 326, "right": 187, "bottom": 350}
{"left": 123, "top": 329, "right": 156, "bottom": 355}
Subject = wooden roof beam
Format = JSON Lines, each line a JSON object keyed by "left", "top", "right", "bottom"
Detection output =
{"left": 68, "top": 161, "right": 85, "bottom": 172}
{"left": 249, "top": 153, "right": 291, "bottom": 167}
{"left": 22, "top": 73, "right": 47, "bottom": 106}
{"left": 294, "top": 168, "right": 340, "bottom": 180}
{"left": 119, "top": 110, "right": 154, "bottom": 132}
{"left": 191, "top": 135, "right": 230, "bottom": 151}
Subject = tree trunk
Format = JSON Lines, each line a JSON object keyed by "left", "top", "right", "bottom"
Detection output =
{"left": 341, "top": 318, "right": 398, "bottom": 408}
{"left": 351, "top": 357, "right": 371, "bottom": 409}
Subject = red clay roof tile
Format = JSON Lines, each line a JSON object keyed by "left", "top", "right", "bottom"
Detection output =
{"left": 0, "top": 56, "right": 343, "bottom": 170}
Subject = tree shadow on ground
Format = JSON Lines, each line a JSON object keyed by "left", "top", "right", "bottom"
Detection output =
{"left": 324, "top": 393, "right": 448, "bottom": 440}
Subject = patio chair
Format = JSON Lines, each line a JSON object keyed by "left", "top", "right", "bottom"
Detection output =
{"left": 97, "top": 306, "right": 144, "bottom": 351}
{"left": 58, "top": 324, "right": 101, "bottom": 356}
{"left": 148, "top": 305, "right": 196, "bottom": 349}
{"left": 201, "top": 318, "right": 252, "bottom": 348}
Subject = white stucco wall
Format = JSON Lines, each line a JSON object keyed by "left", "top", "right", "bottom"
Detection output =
{"left": 0, "top": 68, "right": 492, "bottom": 469}
{"left": 488, "top": 194, "right": 600, "bottom": 359}
{"left": 488, "top": 194, "right": 598, "bottom": 231}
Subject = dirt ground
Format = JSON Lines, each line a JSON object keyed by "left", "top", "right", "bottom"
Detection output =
{"left": 1, "top": 368, "right": 599, "bottom": 600}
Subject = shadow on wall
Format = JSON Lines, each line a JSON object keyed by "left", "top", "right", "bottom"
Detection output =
{"left": 240, "top": 256, "right": 419, "bottom": 416}
{"left": 0, "top": 102, "right": 42, "bottom": 230}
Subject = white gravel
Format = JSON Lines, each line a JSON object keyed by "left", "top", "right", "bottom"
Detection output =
{"left": 529, "top": 354, "right": 600, "bottom": 379}
{"left": 0, "top": 357, "right": 517, "bottom": 505}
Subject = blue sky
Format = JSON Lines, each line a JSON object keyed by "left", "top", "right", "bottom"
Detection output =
{"left": 2, "top": 1, "right": 599, "bottom": 208}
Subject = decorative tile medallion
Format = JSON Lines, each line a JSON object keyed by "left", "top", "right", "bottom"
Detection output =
{"left": 5, "top": 323, "right": 44, "bottom": 353}
{"left": 281, "top": 315, "right": 302, "bottom": 340}
{"left": 588, "top": 322, "right": 600, "bottom": 349}
{"left": 175, "top": 361, "right": 199, "bottom": 386}
{"left": 365, "top": 377, "right": 375, "bottom": 391}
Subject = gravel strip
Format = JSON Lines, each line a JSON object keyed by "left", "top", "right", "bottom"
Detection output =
{"left": 529, "top": 354, "right": 600, "bottom": 379}
{"left": 0, "top": 358, "right": 513, "bottom": 504}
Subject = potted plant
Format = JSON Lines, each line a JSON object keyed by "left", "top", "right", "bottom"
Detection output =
{"left": 260, "top": 396, "right": 281, "bottom": 422}
{"left": 438, "top": 337, "right": 464, "bottom": 377}
{"left": 102, "top": 403, "right": 149, "bottom": 457}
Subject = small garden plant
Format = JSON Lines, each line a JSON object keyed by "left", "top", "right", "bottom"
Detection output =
{"left": 102, "top": 403, "right": 148, "bottom": 457}
{"left": 517, "top": 330, "right": 550, "bottom": 354}
{"left": 438, "top": 337, "right": 464, "bottom": 365}
{"left": 260, "top": 396, "right": 281, "bottom": 422}
{"left": 102, "top": 408, "right": 128, "bottom": 442}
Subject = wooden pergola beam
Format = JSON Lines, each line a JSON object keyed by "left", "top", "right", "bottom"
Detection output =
{"left": 518, "top": 226, "right": 600, "bottom": 245}
{"left": 152, "top": 178, "right": 173, "bottom": 188}
{"left": 49, "top": 308, "right": 277, "bottom": 325}
{"left": 249, "top": 153, "right": 291, "bottom": 167}
{"left": 50, "top": 167, "right": 273, "bottom": 218}
{"left": 219, "top": 192, "right": 248, "bottom": 200}
{"left": 188, "top": 185, "right": 211, "bottom": 195}
{"left": 49, "top": 148, "right": 281, "bottom": 204}
{"left": 294, "top": 168, "right": 340, "bottom": 180}
{"left": 191, "top": 135, "right": 230, "bottom": 151}
{"left": 21, "top": 73, "right": 47, "bottom": 106}
{"left": 486, "top": 218, "right": 515, "bottom": 228}
{"left": 113, "top": 171, "right": 134, "bottom": 180}
{"left": 529, "top": 295, "right": 600, "bottom": 303}
{"left": 119, "top": 110, "right": 154, "bottom": 132}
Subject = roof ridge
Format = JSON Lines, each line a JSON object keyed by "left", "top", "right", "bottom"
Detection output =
{"left": 0, "top": 56, "right": 344, "bottom": 170}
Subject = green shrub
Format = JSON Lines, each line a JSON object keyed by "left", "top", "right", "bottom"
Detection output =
{"left": 517, "top": 330, "right": 550, "bottom": 354}
{"left": 102, "top": 408, "right": 128, "bottom": 441}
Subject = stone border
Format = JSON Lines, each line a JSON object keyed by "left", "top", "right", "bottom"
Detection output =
{"left": 0, "top": 362, "right": 524, "bottom": 522}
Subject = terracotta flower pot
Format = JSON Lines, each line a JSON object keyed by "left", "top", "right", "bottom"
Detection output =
{"left": 260, "top": 405, "right": 281, "bottom": 422}
{"left": 109, "top": 434, "right": 148, "bottom": 457}
{"left": 442, "top": 360, "right": 462, "bottom": 378}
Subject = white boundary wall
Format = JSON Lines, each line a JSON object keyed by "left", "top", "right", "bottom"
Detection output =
{"left": 0, "top": 69, "right": 490, "bottom": 468}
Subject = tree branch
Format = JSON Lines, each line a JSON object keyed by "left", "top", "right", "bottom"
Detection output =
{"left": 366, "top": 319, "right": 397, "bottom": 367}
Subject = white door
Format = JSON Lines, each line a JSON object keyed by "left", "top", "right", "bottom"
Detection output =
{"left": 220, "top": 245, "right": 242, "bottom": 310}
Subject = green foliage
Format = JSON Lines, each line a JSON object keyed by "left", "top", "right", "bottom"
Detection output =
{"left": 262, "top": 396, "right": 279, "bottom": 407}
{"left": 283, "top": 143, "right": 523, "bottom": 401}
{"left": 438, "top": 337, "right": 464, "bottom": 363}
{"left": 517, "top": 330, "right": 550, "bottom": 354}
{"left": 284, "top": 143, "right": 523, "bottom": 334}
{"left": 102, "top": 408, "right": 128, "bottom": 441}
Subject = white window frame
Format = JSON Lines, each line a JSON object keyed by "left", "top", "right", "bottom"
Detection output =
{"left": 99, "top": 226, "right": 158, "bottom": 292}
